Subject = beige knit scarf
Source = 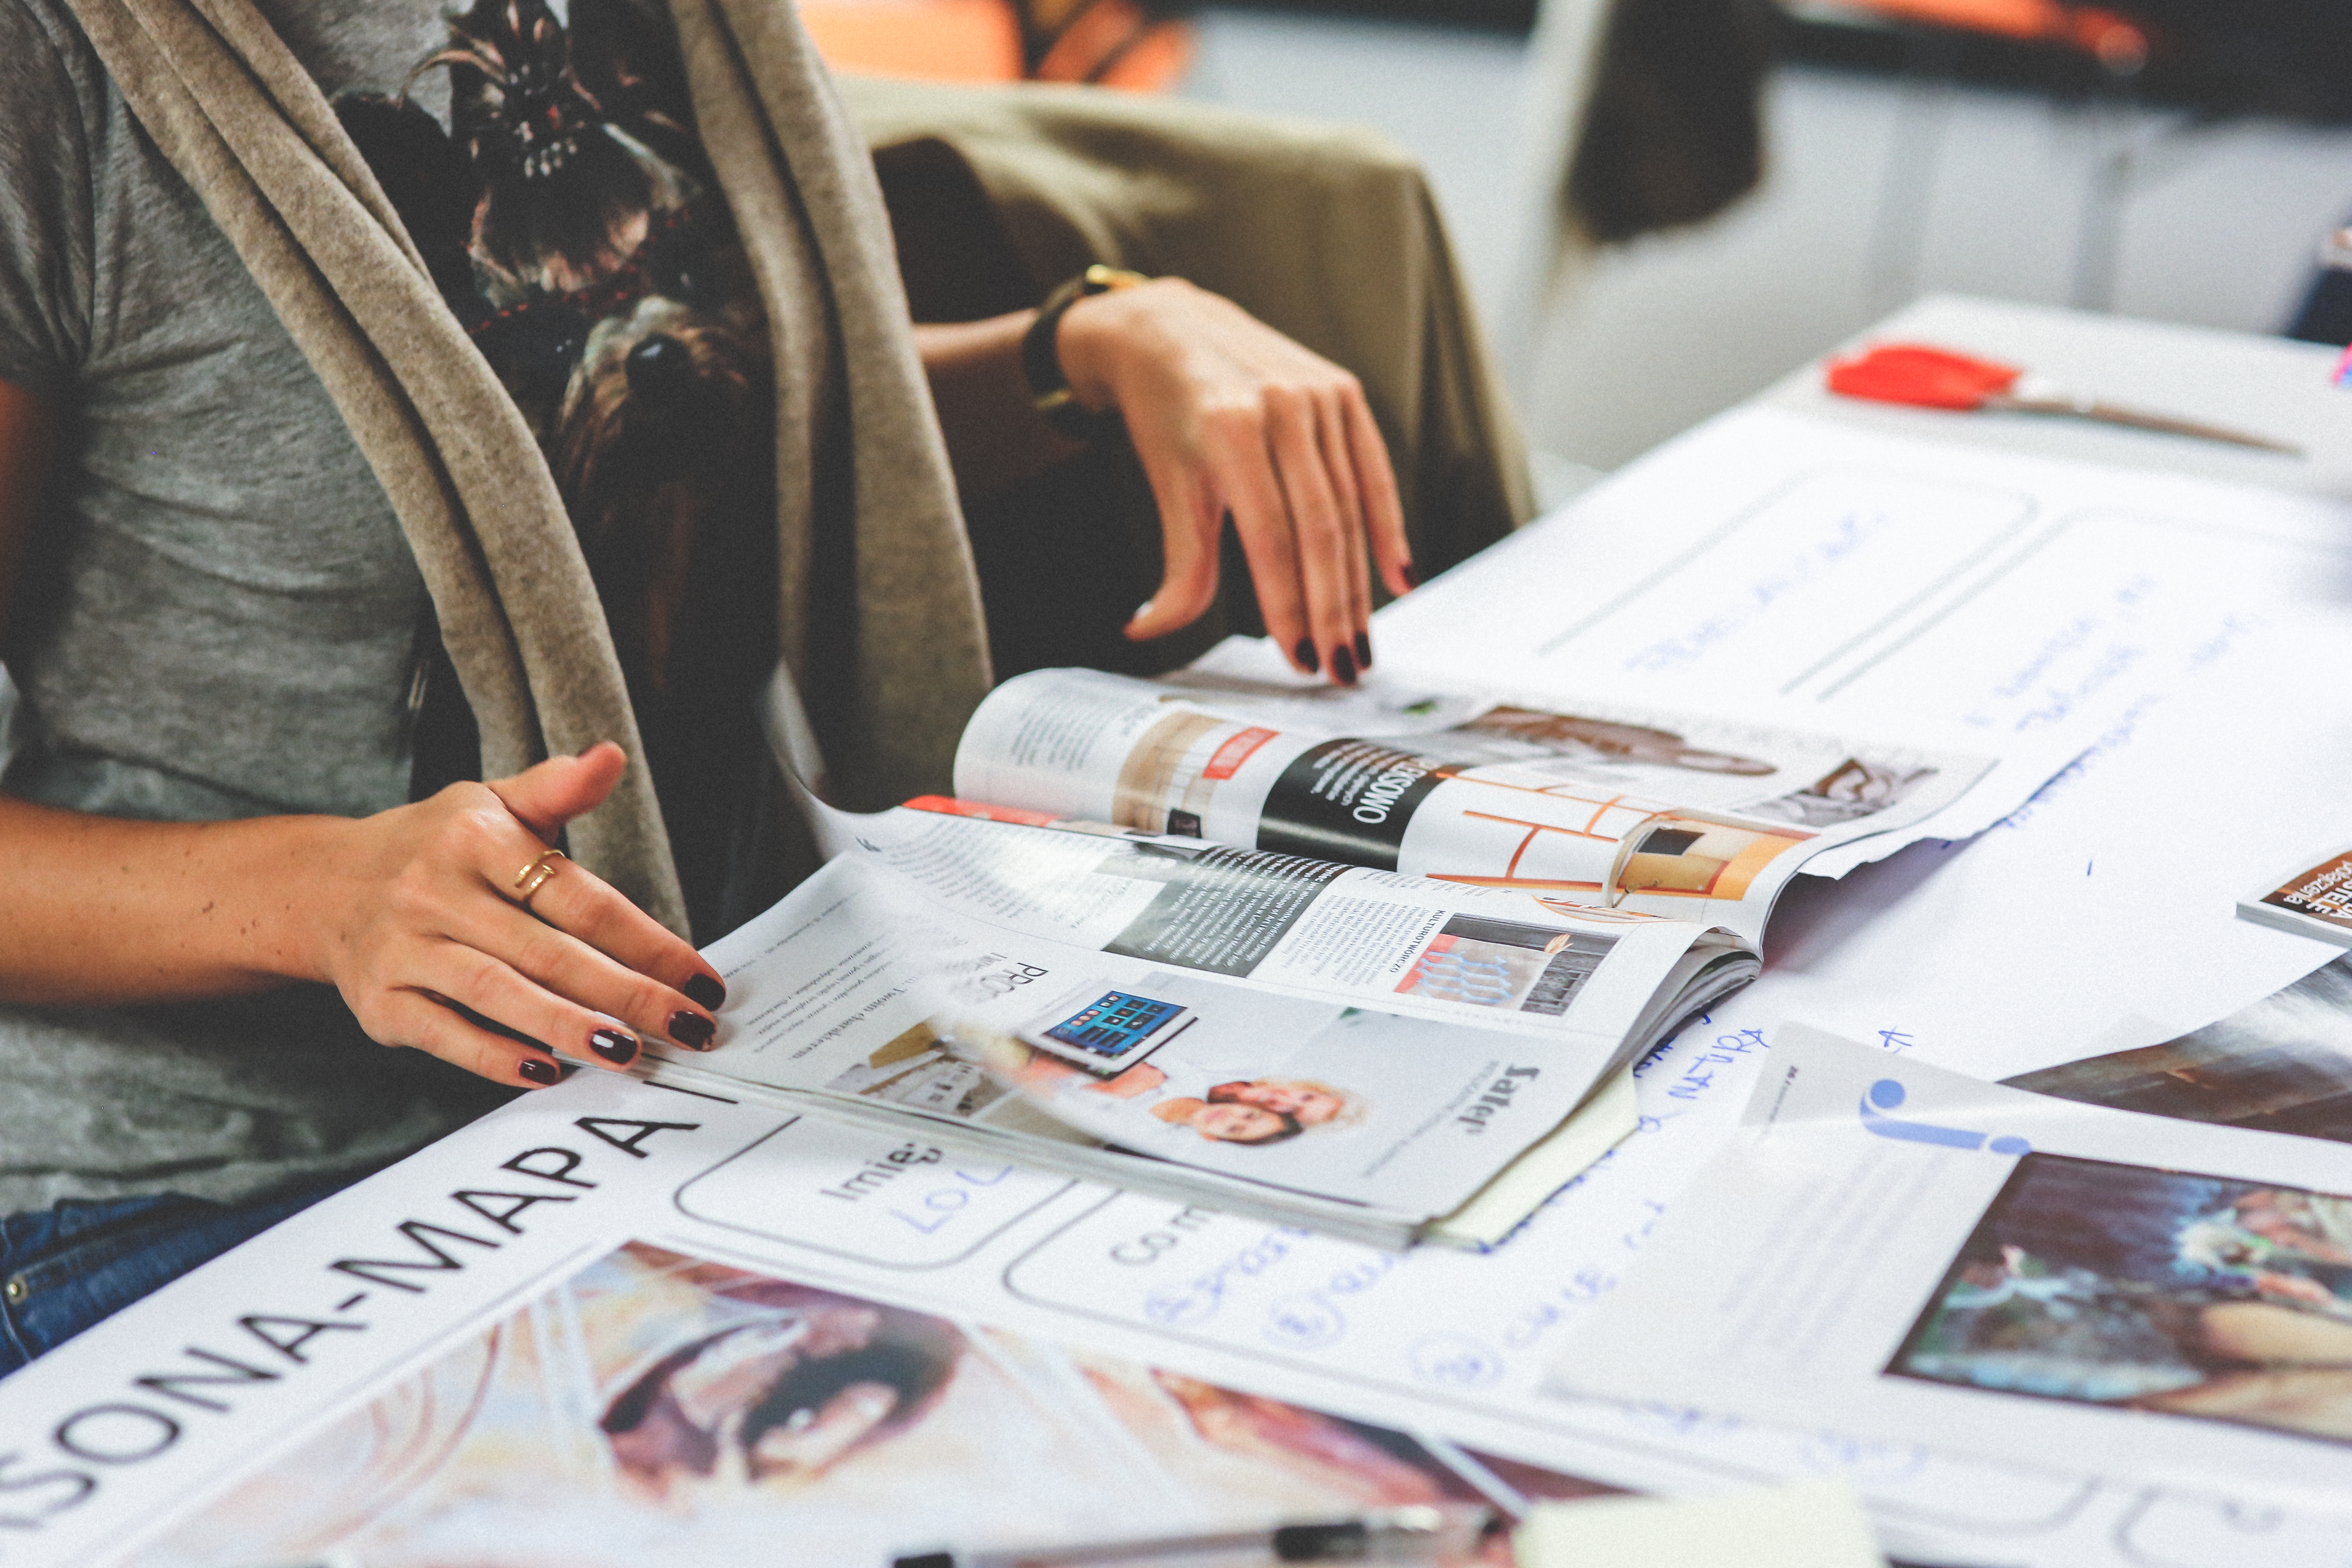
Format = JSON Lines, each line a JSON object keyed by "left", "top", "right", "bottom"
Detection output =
{"left": 60, "top": 0, "right": 994, "bottom": 937}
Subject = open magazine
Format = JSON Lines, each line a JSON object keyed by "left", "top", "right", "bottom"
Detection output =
{"left": 953, "top": 666, "right": 1988, "bottom": 945}
{"left": 650, "top": 666, "right": 1994, "bottom": 1250}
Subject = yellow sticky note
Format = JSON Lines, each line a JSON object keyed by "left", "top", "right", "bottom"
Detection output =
{"left": 1514, "top": 1478, "right": 1886, "bottom": 1568}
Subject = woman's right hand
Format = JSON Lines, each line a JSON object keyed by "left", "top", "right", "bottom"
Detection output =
{"left": 304, "top": 741, "right": 725, "bottom": 1089}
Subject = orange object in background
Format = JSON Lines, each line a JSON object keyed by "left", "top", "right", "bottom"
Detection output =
{"left": 799, "top": 0, "right": 1020, "bottom": 80}
{"left": 798, "top": 0, "right": 1194, "bottom": 90}
{"left": 1818, "top": 0, "right": 2150, "bottom": 67}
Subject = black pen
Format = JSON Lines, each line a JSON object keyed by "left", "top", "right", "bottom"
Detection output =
{"left": 893, "top": 1503, "right": 1498, "bottom": 1568}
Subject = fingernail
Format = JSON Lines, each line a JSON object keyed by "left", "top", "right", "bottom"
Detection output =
{"left": 1128, "top": 598, "right": 1155, "bottom": 626}
{"left": 518, "top": 1057, "right": 560, "bottom": 1086}
{"left": 1354, "top": 631, "right": 1372, "bottom": 671}
{"left": 669, "top": 1011, "right": 717, "bottom": 1050}
{"left": 1401, "top": 561, "right": 1420, "bottom": 589}
{"left": 683, "top": 973, "right": 726, "bottom": 1010}
{"left": 1331, "top": 644, "right": 1357, "bottom": 686}
{"left": 589, "top": 1028, "right": 640, "bottom": 1066}
{"left": 1293, "top": 638, "right": 1320, "bottom": 674}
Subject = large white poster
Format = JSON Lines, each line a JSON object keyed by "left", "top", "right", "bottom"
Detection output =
{"left": 14, "top": 403, "right": 2352, "bottom": 1568}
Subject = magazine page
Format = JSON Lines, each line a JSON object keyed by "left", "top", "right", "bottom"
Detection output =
{"left": 1546, "top": 1026, "right": 2352, "bottom": 1512}
{"left": 949, "top": 666, "right": 1990, "bottom": 944}
{"left": 645, "top": 808, "right": 1722, "bottom": 1235}
{"left": 2237, "top": 840, "right": 2352, "bottom": 949}
{"left": 2004, "top": 954, "right": 2352, "bottom": 1137}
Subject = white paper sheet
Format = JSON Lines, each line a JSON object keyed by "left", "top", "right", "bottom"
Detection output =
{"left": 1372, "top": 406, "right": 2352, "bottom": 873}
{"left": 1550, "top": 1027, "right": 2352, "bottom": 1513}
{"left": 1703, "top": 599, "right": 2352, "bottom": 1085}
{"left": 1515, "top": 1479, "right": 1886, "bottom": 1568}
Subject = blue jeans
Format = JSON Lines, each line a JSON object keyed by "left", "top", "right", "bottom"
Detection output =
{"left": 0, "top": 1184, "right": 341, "bottom": 1376}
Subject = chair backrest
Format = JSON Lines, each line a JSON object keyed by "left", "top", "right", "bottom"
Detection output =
{"left": 1497, "top": 0, "right": 1617, "bottom": 393}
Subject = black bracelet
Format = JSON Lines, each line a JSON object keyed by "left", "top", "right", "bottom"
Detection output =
{"left": 1022, "top": 263, "right": 1149, "bottom": 444}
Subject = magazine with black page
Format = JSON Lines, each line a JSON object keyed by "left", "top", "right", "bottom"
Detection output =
{"left": 648, "top": 665, "right": 1993, "bottom": 1250}
{"left": 951, "top": 665, "right": 1992, "bottom": 946}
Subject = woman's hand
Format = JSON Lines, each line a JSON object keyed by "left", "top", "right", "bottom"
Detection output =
{"left": 1056, "top": 278, "right": 1413, "bottom": 684}
{"left": 302, "top": 742, "right": 726, "bottom": 1088}
{"left": 0, "top": 743, "right": 721, "bottom": 1090}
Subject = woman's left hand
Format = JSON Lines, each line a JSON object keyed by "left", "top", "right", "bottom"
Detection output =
{"left": 1056, "top": 277, "right": 1412, "bottom": 685}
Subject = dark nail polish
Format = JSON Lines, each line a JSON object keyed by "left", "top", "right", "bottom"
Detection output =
{"left": 589, "top": 1028, "right": 640, "bottom": 1066}
{"left": 1354, "top": 631, "right": 1372, "bottom": 671}
{"left": 1293, "top": 638, "right": 1320, "bottom": 674}
{"left": 1331, "top": 644, "right": 1357, "bottom": 685}
{"left": 1401, "top": 561, "right": 1420, "bottom": 589}
{"left": 669, "top": 1011, "right": 717, "bottom": 1050}
{"left": 683, "top": 972, "right": 726, "bottom": 1011}
{"left": 518, "top": 1056, "right": 560, "bottom": 1086}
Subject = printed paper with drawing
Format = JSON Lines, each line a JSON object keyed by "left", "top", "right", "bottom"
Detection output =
{"left": 645, "top": 806, "right": 1742, "bottom": 1247}
{"left": 2, "top": 1020, "right": 2342, "bottom": 1568}
{"left": 1547, "top": 1027, "right": 2352, "bottom": 1510}
{"left": 0, "top": 1072, "right": 1627, "bottom": 1568}
{"left": 949, "top": 665, "right": 1990, "bottom": 946}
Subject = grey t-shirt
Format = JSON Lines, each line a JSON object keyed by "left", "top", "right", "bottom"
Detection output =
{"left": 0, "top": 0, "right": 508, "bottom": 1213}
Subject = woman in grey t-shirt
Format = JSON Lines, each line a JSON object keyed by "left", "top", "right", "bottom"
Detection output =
{"left": 0, "top": 0, "right": 1415, "bottom": 1373}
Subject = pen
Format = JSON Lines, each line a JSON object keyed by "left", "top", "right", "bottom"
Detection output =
{"left": 892, "top": 1503, "right": 1498, "bottom": 1568}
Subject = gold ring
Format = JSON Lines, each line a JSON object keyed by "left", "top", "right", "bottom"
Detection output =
{"left": 513, "top": 848, "right": 567, "bottom": 906}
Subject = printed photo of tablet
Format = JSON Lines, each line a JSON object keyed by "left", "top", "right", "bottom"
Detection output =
{"left": 1019, "top": 985, "right": 1199, "bottom": 1076}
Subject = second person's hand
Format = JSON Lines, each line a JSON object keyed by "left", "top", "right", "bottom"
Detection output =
{"left": 1056, "top": 277, "right": 1414, "bottom": 684}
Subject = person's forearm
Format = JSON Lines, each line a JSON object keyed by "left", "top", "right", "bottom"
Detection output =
{"left": 0, "top": 378, "right": 328, "bottom": 1010}
{"left": 913, "top": 312, "right": 1084, "bottom": 500}
{"left": 0, "top": 793, "right": 340, "bottom": 1006}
